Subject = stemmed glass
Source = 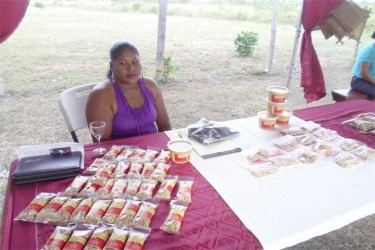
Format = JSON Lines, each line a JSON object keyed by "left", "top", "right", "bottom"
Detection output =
{"left": 89, "top": 121, "right": 107, "bottom": 155}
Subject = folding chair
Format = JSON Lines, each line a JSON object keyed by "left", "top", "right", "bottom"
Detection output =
{"left": 58, "top": 83, "right": 97, "bottom": 142}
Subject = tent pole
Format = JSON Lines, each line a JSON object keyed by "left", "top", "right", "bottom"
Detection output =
{"left": 267, "top": 0, "right": 279, "bottom": 74}
{"left": 286, "top": 0, "right": 304, "bottom": 88}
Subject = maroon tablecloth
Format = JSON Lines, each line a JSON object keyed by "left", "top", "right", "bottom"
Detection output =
{"left": 1, "top": 99, "right": 374, "bottom": 250}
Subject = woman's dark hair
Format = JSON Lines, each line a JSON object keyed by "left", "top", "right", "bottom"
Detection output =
{"left": 107, "top": 40, "right": 139, "bottom": 78}
{"left": 372, "top": 32, "right": 375, "bottom": 39}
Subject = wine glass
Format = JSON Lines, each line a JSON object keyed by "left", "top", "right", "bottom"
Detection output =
{"left": 89, "top": 121, "right": 107, "bottom": 155}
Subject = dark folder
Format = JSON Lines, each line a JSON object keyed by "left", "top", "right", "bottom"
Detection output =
{"left": 12, "top": 151, "right": 82, "bottom": 184}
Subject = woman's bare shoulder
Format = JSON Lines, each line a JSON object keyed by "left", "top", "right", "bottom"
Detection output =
{"left": 142, "top": 76, "right": 160, "bottom": 96}
{"left": 90, "top": 79, "right": 113, "bottom": 97}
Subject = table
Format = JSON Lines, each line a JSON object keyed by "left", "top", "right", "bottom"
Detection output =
{"left": 1, "top": 100, "right": 374, "bottom": 250}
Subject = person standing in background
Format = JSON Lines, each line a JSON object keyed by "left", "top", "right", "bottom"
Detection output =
{"left": 351, "top": 32, "right": 375, "bottom": 99}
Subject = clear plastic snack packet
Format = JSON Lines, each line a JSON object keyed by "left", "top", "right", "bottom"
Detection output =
{"left": 84, "top": 227, "right": 113, "bottom": 250}
{"left": 96, "top": 179, "right": 114, "bottom": 199}
{"left": 136, "top": 178, "right": 158, "bottom": 200}
{"left": 175, "top": 177, "right": 194, "bottom": 203}
{"left": 141, "top": 162, "right": 157, "bottom": 178}
{"left": 160, "top": 200, "right": 189, "bottom": 235}
{"left": 187, "top": 118, "right": 239, "bottom": 144}
{"left": 155, "top": 176, "right": 178, "bottom": 200}
{"left": 15, "top": 192, "right": 56, "bottom": 222}
{"left": 35, "top": 196, "right": 70, "bottom": 223}
{"left": 103, "top": 145, "right": 124, "bottom": 160}
{"left": 351, "top": 145, "right": 375, "bottom": 160}
{"left": 115, "top": 199, "right": 142, "bottom": 228}
{"left": 125, "top": 178, "right": 142, "bottom": 197}
{"left": 153, "top": 149, "right": 171, "bottom": 163}
{"left": 128, "top": 162, "right": 144, "bottom": 175}
{"left": 102, "top": 198, "right": 127, "bottom": 225}
{"left": 63, "top": 228, "right": 94, "bottom": 250}
{"left": 111, "top": 161, "right": 130, "bottom": 179}
{"left": 123, "top": 228, "right": 151, "bottom": 250}
{"left": 41, "top": 226, "right": 74, "bottom": 250}
{"left": 335, "top": 152, "right": 364, "bottom": 168}
{"left": 249, "top": 161, "right": 279, "bottom": 178}
{"left": 62, "top": 175, "right": 91, "bottom": 196}
{"left": 83, "top": 200, "right": 112, "bottom": 226}
{"left": 69, "top": 197, "right": 95, "bottom": 224}
{"left": 150, "top": 163, "right": 171, "bottom": 182}
{"left": 142, "top": 149, "right": 159, "bottom": 162}
{"left": 49, "top": 198, "right": 83, "bottom": 225}
{"left": 103, "top": 227, "right": 129, "bottom": 250}
{"left": 90, "top": 162, "right": 117, "bottom": 186}
{"left": 77, "top": 178, "right": 100, "bottom": 198}
{"left": 132, "top": 200, "right": 159, "bottom": 229}
{"left": 109, "top": 179, "right": 128, "bottom": 199}
{"left": 83, "top": 158, "right": 107, "bottom": 176}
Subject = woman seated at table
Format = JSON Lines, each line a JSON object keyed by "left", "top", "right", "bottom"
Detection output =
{"left": 350, "top": 32, "right": 375, "bottom": 99}
{"left": 86, "top": 40, "right": 172, "bottom": 141}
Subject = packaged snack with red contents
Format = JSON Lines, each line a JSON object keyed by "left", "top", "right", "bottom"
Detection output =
{"left": 96, "top": 179, "right": 114, "bottom": 199}
{"left": 116, "top": 146, "right": 136, "bottom": 160}
{"left": 15, "top": 192, "right": 56, "bottom": 222}
{"left": 103, "top": 228, "right": 129, "bottom": 250}
{"left": 103, "top": 145, "right": 124, "bottom": 160}
{"left": 90, "top": 162, "right": 117, "bottom": 186}
{"left": 109, "top": 179, "right": 128, "bottom": 199}
{"left": 83, "top": 200, "right": 112, "bottom": 226}
{"left": 102, "top": 198, "right": 127, "bottom": 225}
{"left": 160, "top": 200, "right": 189, "bottom": 235}
{"left": 127, "top": 148, "right": 147, "bottom": 161}
{"left": 155, "top": 176, "right": 178, "bottom": 200}
{"left": 132, "top": 200, "right": 159, "bottom": 229}
{"left": 136, "top": 178, "right": 158, "bottom": 200}
{"left": 84, "top": 227, "right": 113, "bottom": 250}
{"left": 175, "top": 177, "right": 194, "bottom": 203}
{"left": 150, "top": 163, "right": 171, "bottom": 181}
{"left": 69, "top": 197, "right": 95, "bottom": 224}
{"left": 141, "top": 163, "right": 157, "bottom": 178}
{"left": 142, "top": 149, "right": 159, "bottom": 162}
{"left": 153, "top": 149, "right": 171, "bottom": 163}
{"left": 63, "top": 228, "right": 93, "bottom": 250}
{"left": 115, "top": 200, "right": 142, "bottom": 228}
{"left": 123, "top": 228, "right": 151, "bottom": 250}
{"left": 62, "top": 175, "right": 91, "bottom": 196}
{"left": 77, "top": 178, "right": 100, "bottom": 198}
{"left": 125, "top": 178, "right": 142, "bottom": 197}
{"left": 35, "top": 196, "right": 70, "bottom": 223}
{"left": 50, "top": 198, "right": 83, "bottom": 224}
{"left": 41, "top": 226, "right": 74, "bottom": 250}
{"left": 111, "top": 161, "right": 131, "bottom": 179}
{"left": 128, "top": 162, "right": 144, "bottom": 175}
{"left": 84, "top": 158, "right": 107, "bottom": 176}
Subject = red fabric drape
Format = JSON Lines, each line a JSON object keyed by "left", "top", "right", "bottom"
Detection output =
{"left": 300, "top": 0, "right": 343, "bottom": 103}
{"left": 0, "top": 0, "right": 29, "bottom": 43}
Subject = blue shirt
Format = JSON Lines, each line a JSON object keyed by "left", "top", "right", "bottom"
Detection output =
{"left": 352, "top": 43, "right": 375, "bottom": 78}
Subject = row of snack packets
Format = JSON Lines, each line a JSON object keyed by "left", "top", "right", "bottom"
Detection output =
{"left": 239, "top": 125, "right": 375, "bottom": 177}
{"left": 61, "top": 174, "right": 194, "bottom": 202}
{"left": 41, "top": 226, "right": 150, "bottom": 250}
{"left": 102, "top": 145, "right": 171, "bottom": 163}
{"left": 343, "top": 112, "right": 375, "bottom": 134}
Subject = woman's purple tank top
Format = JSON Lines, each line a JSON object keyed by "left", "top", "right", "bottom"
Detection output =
{"left": 111, "top": 78, "right": 157, "bottom": 139}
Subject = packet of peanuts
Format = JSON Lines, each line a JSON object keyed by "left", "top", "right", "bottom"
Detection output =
{"left": 83, "top": 158, "right": 107, "bottom": 176}
{"left": 96, "top": 179, "right": 115, "bottom": 199}
{"left": 90, "top": 161, "right": 117, "bottom": 186}
{"left": 115, "top": 199, "right": 142, "bottom": 229}
{"left": 128, "top": 162, "right": 144, "bottom": 175}
{"left": 77, "top": 178, "right": 100, "bottom": 198}
{"left": 123, "top": 228, "right": 151, "bottom": 250}
{"left": 68, "top": 197, "right": 95, "bottom": 224}
{"left": 15, "top": 192, "right": 56, "bottom": 222}
{"left": 109, "top": 179, "right": 128, "bottom": 199}
{"left": 61, "top": 175, "right": 90, "bottom": 196}
{"left": 63, "top": 227, "right": 94, "bottom": 250}
{"left": 35, "top": 196, "right": 70, "bottom": 223}
{"left": 125, "top": 177, "right": 142, "bottom": 197}
{"left": 83, "top": 200, "right": 112, "bottom": 226}
{"left": 150, "top": 163, "right": 171, "bottom": 181}
{"left": 136, "top": 178, "right": 158, "bottom": 200}
{"left": 49, "top": 198, "right": 83, "bottom": 225}
{"left": 153, "top": 149, "right": 171, "bottom": 163}
{"left": 41, "top": 226, "right": 74, "bottom": 250}
{"left": 85, "top": 226, "right": 113, "bottom": 250}
{"left": 175, "top": 177, "right": 194, "bottom": 203}
{"left": 103, "top": 227, "right": 130, "bottom": 250}
{"left": 141, "top": 162, "right": 157, "bottom": 178}
{"left": 160, "top": 200, "right": 189, "bottom": 235}
{"left": 142, "top": 148, "right": 159, "bottom": 162}
{"left": 102, "top": 198, "right": 127, "bottom": 225}
{"left": 111, "top": 161, "right": 131, "bottom": 179}
{"left": 116, "top": 146, "right": 137, "bottom": 160}
{"left": 131, "top": 200, "right": 159, "bottom": 229}
{"left": 154, "top": 175, "right": 178, "bottom": 200}
{"left": 103, "top": 145, "right": 124, "bottom": 160}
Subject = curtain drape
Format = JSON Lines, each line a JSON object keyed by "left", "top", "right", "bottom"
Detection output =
{"left": 300, "top": 0, "right": 343, "bottom": 103}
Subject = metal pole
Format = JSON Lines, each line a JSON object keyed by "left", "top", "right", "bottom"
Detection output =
{"left": 267, "top": 0, "right": 279, "bottom": 74}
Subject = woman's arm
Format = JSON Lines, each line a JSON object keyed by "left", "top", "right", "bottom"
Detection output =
{"left": 85, "top": 81, "right": 115, "bottom": 141}
{"left": 359, "top": 62, "right": 375, "bottom": 85}
{"left": 144, "top": 77, "right": 172, "bottom": 132}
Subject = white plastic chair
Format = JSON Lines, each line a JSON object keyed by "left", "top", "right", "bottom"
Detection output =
{"left": 58, "top": 83, "right": 97, "bottom": 142}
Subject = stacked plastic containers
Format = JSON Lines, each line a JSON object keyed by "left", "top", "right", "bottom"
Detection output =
{"left": 258, "top": 86, "right": 292, "bottom": 129}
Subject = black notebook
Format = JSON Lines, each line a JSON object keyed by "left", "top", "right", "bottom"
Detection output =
{"left": 12, "top": 151, "right": 82, "bottom": 184}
